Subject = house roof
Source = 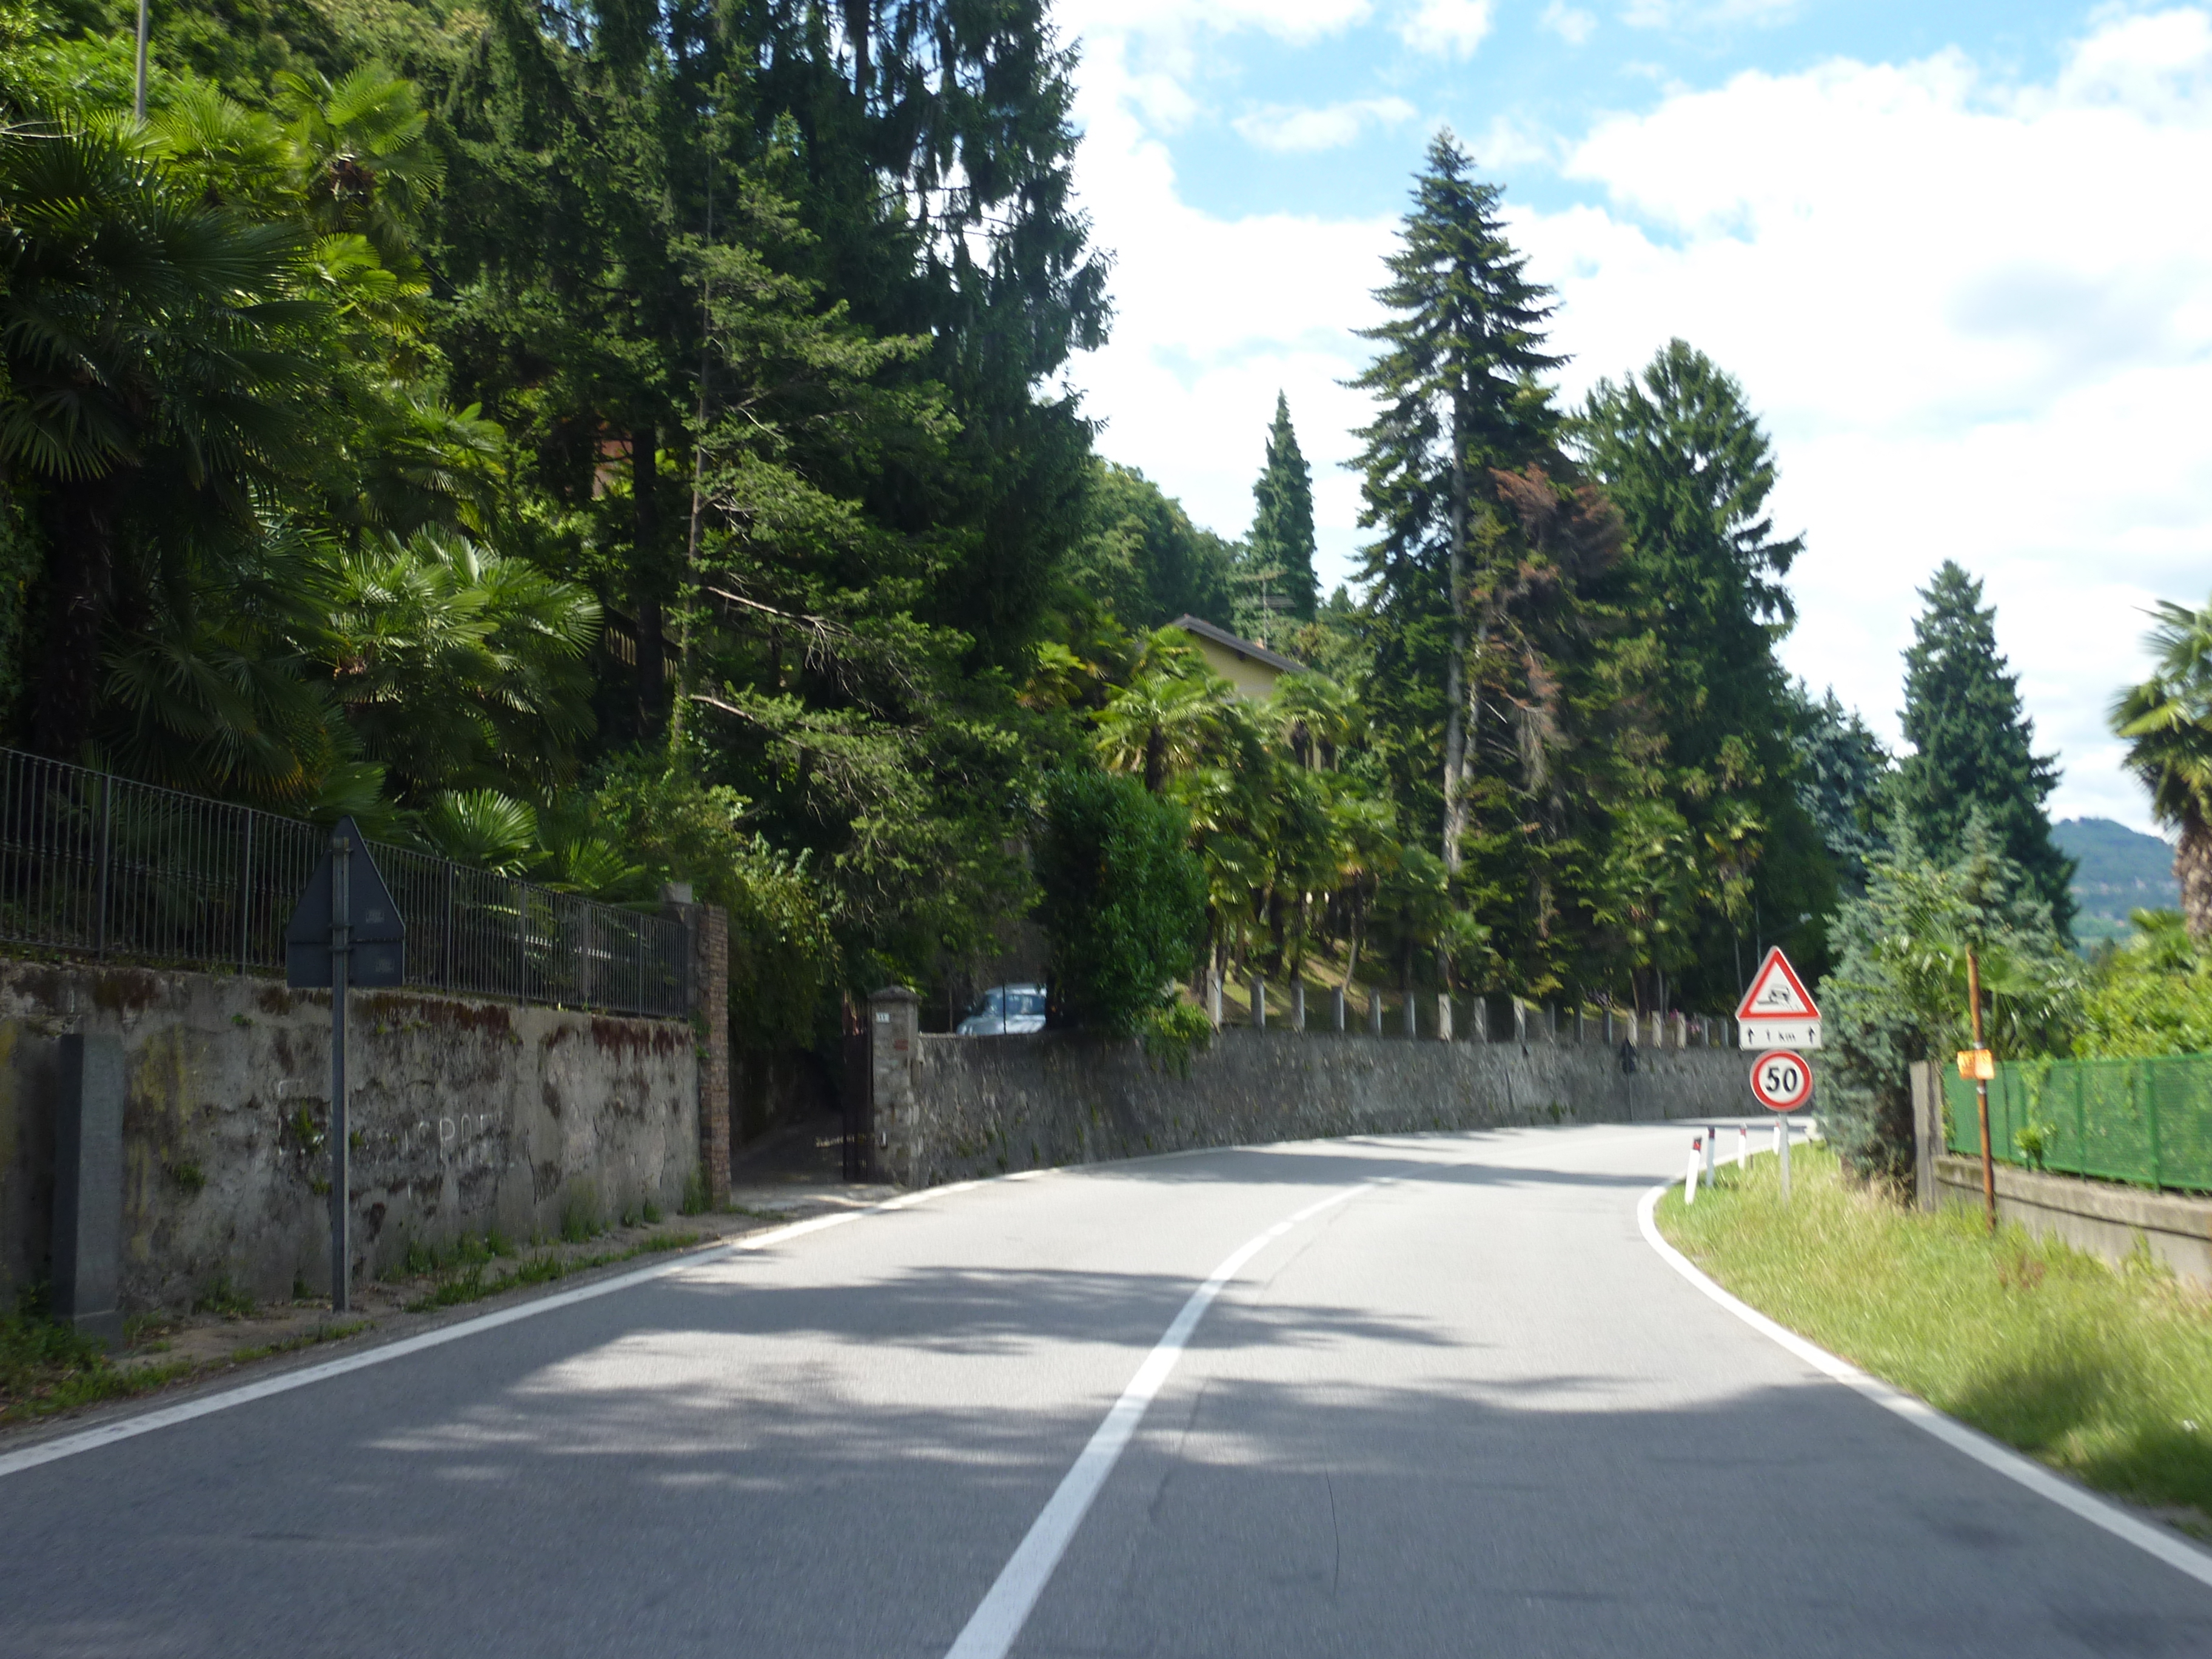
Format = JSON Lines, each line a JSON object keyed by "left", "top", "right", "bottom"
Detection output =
{"left": 1170, "top": 614, "right": 1308, "bottom": 678}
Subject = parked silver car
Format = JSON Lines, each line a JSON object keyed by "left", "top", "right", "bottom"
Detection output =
{"left": 957, "top": 983, "right": 1048, "bottom": 1036}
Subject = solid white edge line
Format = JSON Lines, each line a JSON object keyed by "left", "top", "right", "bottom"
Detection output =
{"left": 942, "top": 1181, "right": 1375, "bottom": 1659}
{"left": 0, "top": 1183, "right": 1024, "bottom": 1481}
{"left": 1635, "top": 1182, "right": 2212, "bottom": 1593}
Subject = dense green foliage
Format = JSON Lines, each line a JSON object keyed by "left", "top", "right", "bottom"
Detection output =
{"left": 2076, "top": 911, "right": 2212, "bottom": 1058}
{"left": 1895, "top": 561, "right": 2075, "bottom": 935}
{"left": 1032, "top": 768, "right": 1203, "bottom": 1036}
{"left": 6, "top": 0, "right": 2166, "bottom": 1073}
{"left": 1821, "top": 817, "right": 2076, "bottom": 1183}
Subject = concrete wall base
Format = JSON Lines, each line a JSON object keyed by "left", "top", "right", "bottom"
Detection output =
{"left": 1931, "top": 1154, "right": 2212, "bottom": 1286}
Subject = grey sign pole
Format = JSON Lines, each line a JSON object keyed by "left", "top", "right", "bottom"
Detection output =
{"left": 329, "top": 832, "right": 350, "bottom": 1313}
{"left": 285, "top": 814, "right": 403, "bottom": 1315}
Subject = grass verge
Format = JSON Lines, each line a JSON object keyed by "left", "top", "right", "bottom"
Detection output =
{"left": 1655, "top": 1141, "right": 2212, "bottom": 1526}
{"left": 403, "top": 1228, "right": 708, "bottom": 1313}
{"left": 2, "top": 1300, "right": 370, "bottom": 1427}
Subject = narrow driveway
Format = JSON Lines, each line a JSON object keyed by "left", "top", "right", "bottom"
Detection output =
{"left": 4, "top": 1124, "right": 2209, "bottom": 1657}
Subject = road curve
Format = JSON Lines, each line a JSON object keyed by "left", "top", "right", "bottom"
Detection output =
{"left": 4, "top": 1124, "right": 2210, "bottom": 1657}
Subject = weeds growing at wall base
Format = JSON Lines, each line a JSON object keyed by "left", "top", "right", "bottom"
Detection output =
{"left": 0, "top": 1288, "right": 369, "bottom": 1426}
{"left": 1657, "top": 1143, "right": 2212, "bottom": 1524}
{"left": 403, "top": 1230, "right": 706, "bottom": 1313}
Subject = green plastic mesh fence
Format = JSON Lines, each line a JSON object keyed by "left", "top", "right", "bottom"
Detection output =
{"left": 1943, "top": 1056, "right": 2212, "bottom": 1194}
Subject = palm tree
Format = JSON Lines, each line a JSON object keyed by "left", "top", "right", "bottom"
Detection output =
{"left": 2113, "top": 596, "right": 2212, "bottom": 941}
{"left": 0, "top": 117, "right": 312, "bottom": 759}
{"left": 1094, "top": 665, "right": 1230, "bottom": 793}
{"left": 276, "top": 66, "right": 444, "bottom": 275}
{"left": 324, "top": 528, "right": 602, "bottom": 802}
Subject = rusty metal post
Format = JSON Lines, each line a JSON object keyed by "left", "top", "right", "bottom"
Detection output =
{"left": 1969, "top": 946, "right": 1995, "bottom": 1235}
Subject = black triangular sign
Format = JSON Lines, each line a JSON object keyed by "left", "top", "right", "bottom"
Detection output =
{"left": 286, "top": 816, "right": 406, "bottom": 988}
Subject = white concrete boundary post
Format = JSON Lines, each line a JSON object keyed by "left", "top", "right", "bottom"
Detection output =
{"left": 1435, "top": 993, "right": 1452, "bottom": 1041}
{"left": 1704, "top": 1128, "right": 1716, "bottom": 1183}
{"left": 1684, "top": 1138, "right": 1701, "bottom": 1205}
{"left": 1736, "top": 1125, "right": 1749, "bottom": 1171}
{"left": 1330, "top": 985, "right": 1346, "bottom": 1032}
{"left": 1291, "top": 980, "right": 1305, "bottom": 1032}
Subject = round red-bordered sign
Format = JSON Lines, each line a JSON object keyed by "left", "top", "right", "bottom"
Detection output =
{"left": 1749, "top": 1049, "right": 1814, "bottom": 1112}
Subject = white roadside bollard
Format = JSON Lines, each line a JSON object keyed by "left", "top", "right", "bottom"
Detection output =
{"left": 1703, "top": 1127, "right": 1717, "bottom": 1184}
{"left": 1736, "top": 1125, "right": 1749, "bottom": 1171}
{"left": 1684, "top": 1136, "right": 1703, "bottom": 1206}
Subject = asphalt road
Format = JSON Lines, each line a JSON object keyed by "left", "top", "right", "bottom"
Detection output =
{"left": 5, "top": 1123, "right": 2211, "bottom": 1657}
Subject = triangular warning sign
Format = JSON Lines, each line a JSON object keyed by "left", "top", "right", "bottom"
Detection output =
{"left": 1737, "top": 947, "right": 1819, "bottom": 1021}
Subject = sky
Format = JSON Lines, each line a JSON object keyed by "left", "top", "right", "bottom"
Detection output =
{"left": 1050, "top": 0, "right": 2212, "bottom": 836}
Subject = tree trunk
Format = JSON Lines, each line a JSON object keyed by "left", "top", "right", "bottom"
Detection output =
{"left": 632, "top": 428, "right": 665, "bottom": 740}
{"left": 1439, "top": 387, "right": 1469, "bottom": 875}
{"left": 2179, "top": 813, "right": 2212, "bottom": 944}
{"left": 31, "top": 475, "right": 122, "bottom": 759}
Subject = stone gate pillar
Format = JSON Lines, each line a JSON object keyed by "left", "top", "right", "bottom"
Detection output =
{"left": 664, "top": 885, "right": 731, "bottom": 1208}
{"left": 870, "top": 985, "right": 920, "bottom": 1185}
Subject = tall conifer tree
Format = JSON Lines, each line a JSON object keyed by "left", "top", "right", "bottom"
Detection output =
{"left": 1349, "top": 132, "right": 1561, "bottom": 876}
{"left": 1248, "top": 392, "right": 1317, "bottom": 623}
{"left": 1896, "top": 561, "right": 2076, "bottom": 933}
{"left": 1580, "top": 340, "right": 1830, "bottom": 996}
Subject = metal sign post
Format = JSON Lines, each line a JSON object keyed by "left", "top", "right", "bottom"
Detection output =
{"left": 1749, "top": 1051, "right": 1814, "bottom": 1207}
{"left": 286, "top": 818, "right": 404, "bottom": 1312}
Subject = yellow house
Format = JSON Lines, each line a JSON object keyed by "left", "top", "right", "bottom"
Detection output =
{"left": 1171, "top": 614, "right": 1305, "bottom": 701}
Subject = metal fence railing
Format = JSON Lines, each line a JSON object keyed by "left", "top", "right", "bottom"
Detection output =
{"left": 1943, "top": 1054, "right": 2212, "bottom": 1195}
{"left": 0, "top": 747, "right": 689, "bottom": 1019}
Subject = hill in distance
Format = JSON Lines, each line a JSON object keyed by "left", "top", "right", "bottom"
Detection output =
{"left": 2053, "top": 817, "right": 2178, "bottom": 945}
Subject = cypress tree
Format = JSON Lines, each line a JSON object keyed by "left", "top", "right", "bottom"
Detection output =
{"left": 1248, "top": 392, "right": 1317, "bottom": 623}
{"left": 1896, "top": 561, "right": 2076, "bottom": 933}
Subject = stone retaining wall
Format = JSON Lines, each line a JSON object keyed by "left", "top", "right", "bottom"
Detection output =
{"left": 887, "top": 1021, "right": 1748, "bottom": 1187}
{"left": 0, "top": 959, "right": 702, "bottom": 1313}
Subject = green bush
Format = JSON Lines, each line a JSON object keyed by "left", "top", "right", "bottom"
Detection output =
{"left": 1034, "top": 768, "right": 1204, "bottom": 1036}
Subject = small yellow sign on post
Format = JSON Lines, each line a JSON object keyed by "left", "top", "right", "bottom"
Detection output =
{"left": 1957, "top": 1048, "right": 1994, "bottom": 1081}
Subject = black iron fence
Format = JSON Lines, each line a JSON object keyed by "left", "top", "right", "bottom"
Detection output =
{"left": 0, "top": 748, "right": 689, "bottom": 1019}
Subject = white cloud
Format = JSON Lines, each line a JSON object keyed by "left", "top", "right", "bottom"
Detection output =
{"left": 1399, "top": 0, "right": 1494, "bottom": 57}
{"left": 1065, "top": 6, "right": 2212, "bottom": 831}
{"left": 1541, "top": 2, "right": 1597, "bottom": 45}
{"left": 1235, "top": 95, "right": 1420, "bottom": 152}
{"left": 1621, "top": 0, "right": 1800, "bottom": 28}
{"left": 1530, "top": 9, "right": 2212, "bottom": 828}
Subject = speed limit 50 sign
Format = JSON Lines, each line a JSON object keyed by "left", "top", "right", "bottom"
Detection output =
{"left": 1749, "top": 1049, "right": 1814, "bottom": 1112}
